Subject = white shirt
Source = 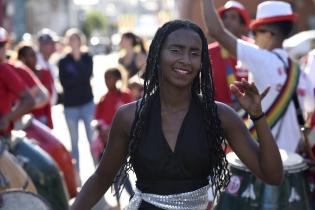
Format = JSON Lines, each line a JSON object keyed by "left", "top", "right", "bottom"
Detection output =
{"left": 304, "top": 49, "right": 315, "bottom": 86}
{"left": 36, "top": 52, "right": 58, "bottom": 105}
{"left": 237, "top": 39, "right": 315, "bottom": 152}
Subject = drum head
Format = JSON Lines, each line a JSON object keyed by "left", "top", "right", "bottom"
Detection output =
{"left": 0, "top": 190, "right": 51, "bottom": 210}
{"left": 226, "top": 152, "right": 249, "bottom": 171}
{"left": 227, "top": 149, "right": 307, "bottom": 172}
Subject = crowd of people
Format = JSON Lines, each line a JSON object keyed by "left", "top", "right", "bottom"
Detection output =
{"left": 1, "top": 0, "right": 315, "bottom": 209}
{"left": 0, "top": 23, "right": 146, "bottom": 209}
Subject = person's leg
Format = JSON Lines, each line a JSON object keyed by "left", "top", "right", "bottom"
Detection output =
{"left": 64, "top": 106, "right": 80, "bottom": 170}
{"left": 80, "top": 100, "right": 95, "bottom": 145}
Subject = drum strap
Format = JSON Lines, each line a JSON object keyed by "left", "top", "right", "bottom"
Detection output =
{"left": 246, "top": 53, "right": 300, "bottom": 139}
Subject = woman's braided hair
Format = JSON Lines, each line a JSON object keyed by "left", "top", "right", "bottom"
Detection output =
{"left": 114, "top": 19, "right": 230, "bottom": 199}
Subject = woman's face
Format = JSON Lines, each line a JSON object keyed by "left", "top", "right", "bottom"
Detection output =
{"left": 159, "top": 28, "right": 202, "bottom": 88}
{"left": 119, "top": 36, "right": 132, "bottom": 49}
{"left": 253, "top": 25, "right": 275, "bottom": 50}
{"left": 68, "top": 34, "right": 81, "bottom": 50}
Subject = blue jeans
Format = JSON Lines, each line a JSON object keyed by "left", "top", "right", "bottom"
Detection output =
{"left": 64, "top": 100, "right": 95, "bottom": 171}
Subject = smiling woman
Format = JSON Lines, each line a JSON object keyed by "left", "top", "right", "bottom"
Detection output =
{"left": 159, "top": 28, "right": 202, "bottom": 89}
{"left": 70, "top": 19, "right": 283, "bottom": 210}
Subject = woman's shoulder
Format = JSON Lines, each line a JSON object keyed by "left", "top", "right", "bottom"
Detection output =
{"left": 215, "top": 101, "right": 242, "bottom": 126}
{"left": 113, "top": 100, "right": 138, "bottom": 129}
{"left": 58, "top": 53, "right": 72, "bottom": 64}
{"left": 82, "top": 51, "right": 92, "bottom": 57}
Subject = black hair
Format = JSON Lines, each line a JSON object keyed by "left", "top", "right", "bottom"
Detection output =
{"left": 266, "top": 21, "right": 294, "bottom": 39}
{"left": 105, "top": 67, "right": 122, "bottom": 80}
{"left": 122, "top": 32, "right": 147, "bottom": 54}
{"left": 114, "top": 19, "right": 230, "bottom": 199}
{"left": 17, "top": 45, "right": 32, "bottom": 60}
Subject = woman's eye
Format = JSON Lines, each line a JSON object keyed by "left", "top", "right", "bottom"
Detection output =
{"left": 170, "top": 48, "right": 181, "bottom": 54}
{"left": 191, "top": 51, "right": 200, "bottom": 56}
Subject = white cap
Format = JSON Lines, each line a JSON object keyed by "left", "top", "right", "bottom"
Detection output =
{"left": 250, "top": 1, "right": 297, "bottom": 30}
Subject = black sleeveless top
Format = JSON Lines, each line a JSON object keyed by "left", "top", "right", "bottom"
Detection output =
{"left": 131, "top": 94, "right": 213, "bottom": 209}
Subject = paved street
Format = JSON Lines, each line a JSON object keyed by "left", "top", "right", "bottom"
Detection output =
{"left": 51, "top": 52, "right": 135, "bottom": 209}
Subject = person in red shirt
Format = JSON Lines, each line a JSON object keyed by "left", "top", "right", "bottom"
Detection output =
{"left": 93, "top": 67, "right": 133, "bottom": 160}
{"left": 17, "top": 44, "right": 54, "bottom": 128}
{"left": 208, "top": 1, "right": 250, "bottom": 110}
{"left": 93, "top": 67, "right": 133, "bottom": 208}
{"left": 0, "top": 27, "right": 35, "bottom": 135}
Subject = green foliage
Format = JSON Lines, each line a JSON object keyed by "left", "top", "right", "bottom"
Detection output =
{"left": 82, "top": 10, "right": 107, "bottom": 38}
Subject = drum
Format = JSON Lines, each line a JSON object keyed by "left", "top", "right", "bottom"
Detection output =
{"left": 0, "top": 190, "right": 51, "bottom": 210}
{"left": 9, "top": 135, "right": 69, "bottom": 210}
{"left": 20, "top": 116, "right": 78, "bottom": 198}
{"left": 215, "top": 150, "right": 312, "bottom": 210}
{"left": 0, "top": 150, "right": 36, "bottom": 193}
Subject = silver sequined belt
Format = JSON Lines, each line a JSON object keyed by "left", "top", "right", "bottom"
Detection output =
{"left": 123, "top": 184, "right": 210, "bottom": 210}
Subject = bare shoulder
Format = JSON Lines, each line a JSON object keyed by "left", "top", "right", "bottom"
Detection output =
{"left": 113, "top": 101, "right": 138, "bottom": 133}
{"left": 216, "top": 102, "right": 239, "bottom": 121}
{"left": 215, "top": 102, "right": 243, "bottom": 130}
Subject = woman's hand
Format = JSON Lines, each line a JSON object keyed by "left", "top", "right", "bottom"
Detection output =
{"left": 230, "top": 79, "right": 270, "bottom": 117}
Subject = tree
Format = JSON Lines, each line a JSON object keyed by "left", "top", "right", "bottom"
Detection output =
{"left": 82, "top": 10, "right": 107, "bottom": 39}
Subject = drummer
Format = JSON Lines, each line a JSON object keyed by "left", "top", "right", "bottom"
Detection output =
{"left": 201, "top": 0, "right": 315, "bottom": 153}
{"left": 16, "top": 44, "right": 54, "bottom": 129}
{"left": 0, "top": 27, "right": 35, "bottom": 136}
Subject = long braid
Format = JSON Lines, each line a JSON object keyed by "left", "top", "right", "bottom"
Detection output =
{"left": 114, "top": 20, "right": 230, "bottom": 199}
{"left": 198, "top": 31, "right": 230, "bottom": 199}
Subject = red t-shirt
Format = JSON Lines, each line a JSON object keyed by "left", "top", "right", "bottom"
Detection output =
{"left": 13, "top": 64, "right": 53, "bottom": 128}
{"left": 95, "top": 90, "right": 133, "bottom": 125}
{"left": 0, "top": 63, "right": 27, "bottom": 134}
{"left": 36, "top": 69, "right": 54, "bottom": 95}
{"left": 208, "top": 41, "right": 248, "bottom": 105}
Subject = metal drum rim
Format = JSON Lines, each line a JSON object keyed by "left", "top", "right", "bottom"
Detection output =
{"left": 227, "top": 150, "right": 308, "bottom": 173}
{"left": 0, "top": 189, "right": 52, "bottom": 210}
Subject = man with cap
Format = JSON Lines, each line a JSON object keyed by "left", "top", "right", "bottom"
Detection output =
{"left": 37, "top": 28, "right": 59, "bottom": 105}
{"left": 201, "top": 0, "right": 315, "bottom": 152}
{"left": 0, "top": 27, "right": 35, "bottom": 135}
{"left": 208, "top": 0, "right": 251, "bottom": 110}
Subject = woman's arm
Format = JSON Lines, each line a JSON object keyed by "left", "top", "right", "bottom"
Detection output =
{"left": 70, "top": 102, "right": 136, "bottom": 210}
{"left": 218, "top": 80, "right": 283, "bottom": 185}
{"left": 201, "top": 0, "right": 237, "bottom": 56}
